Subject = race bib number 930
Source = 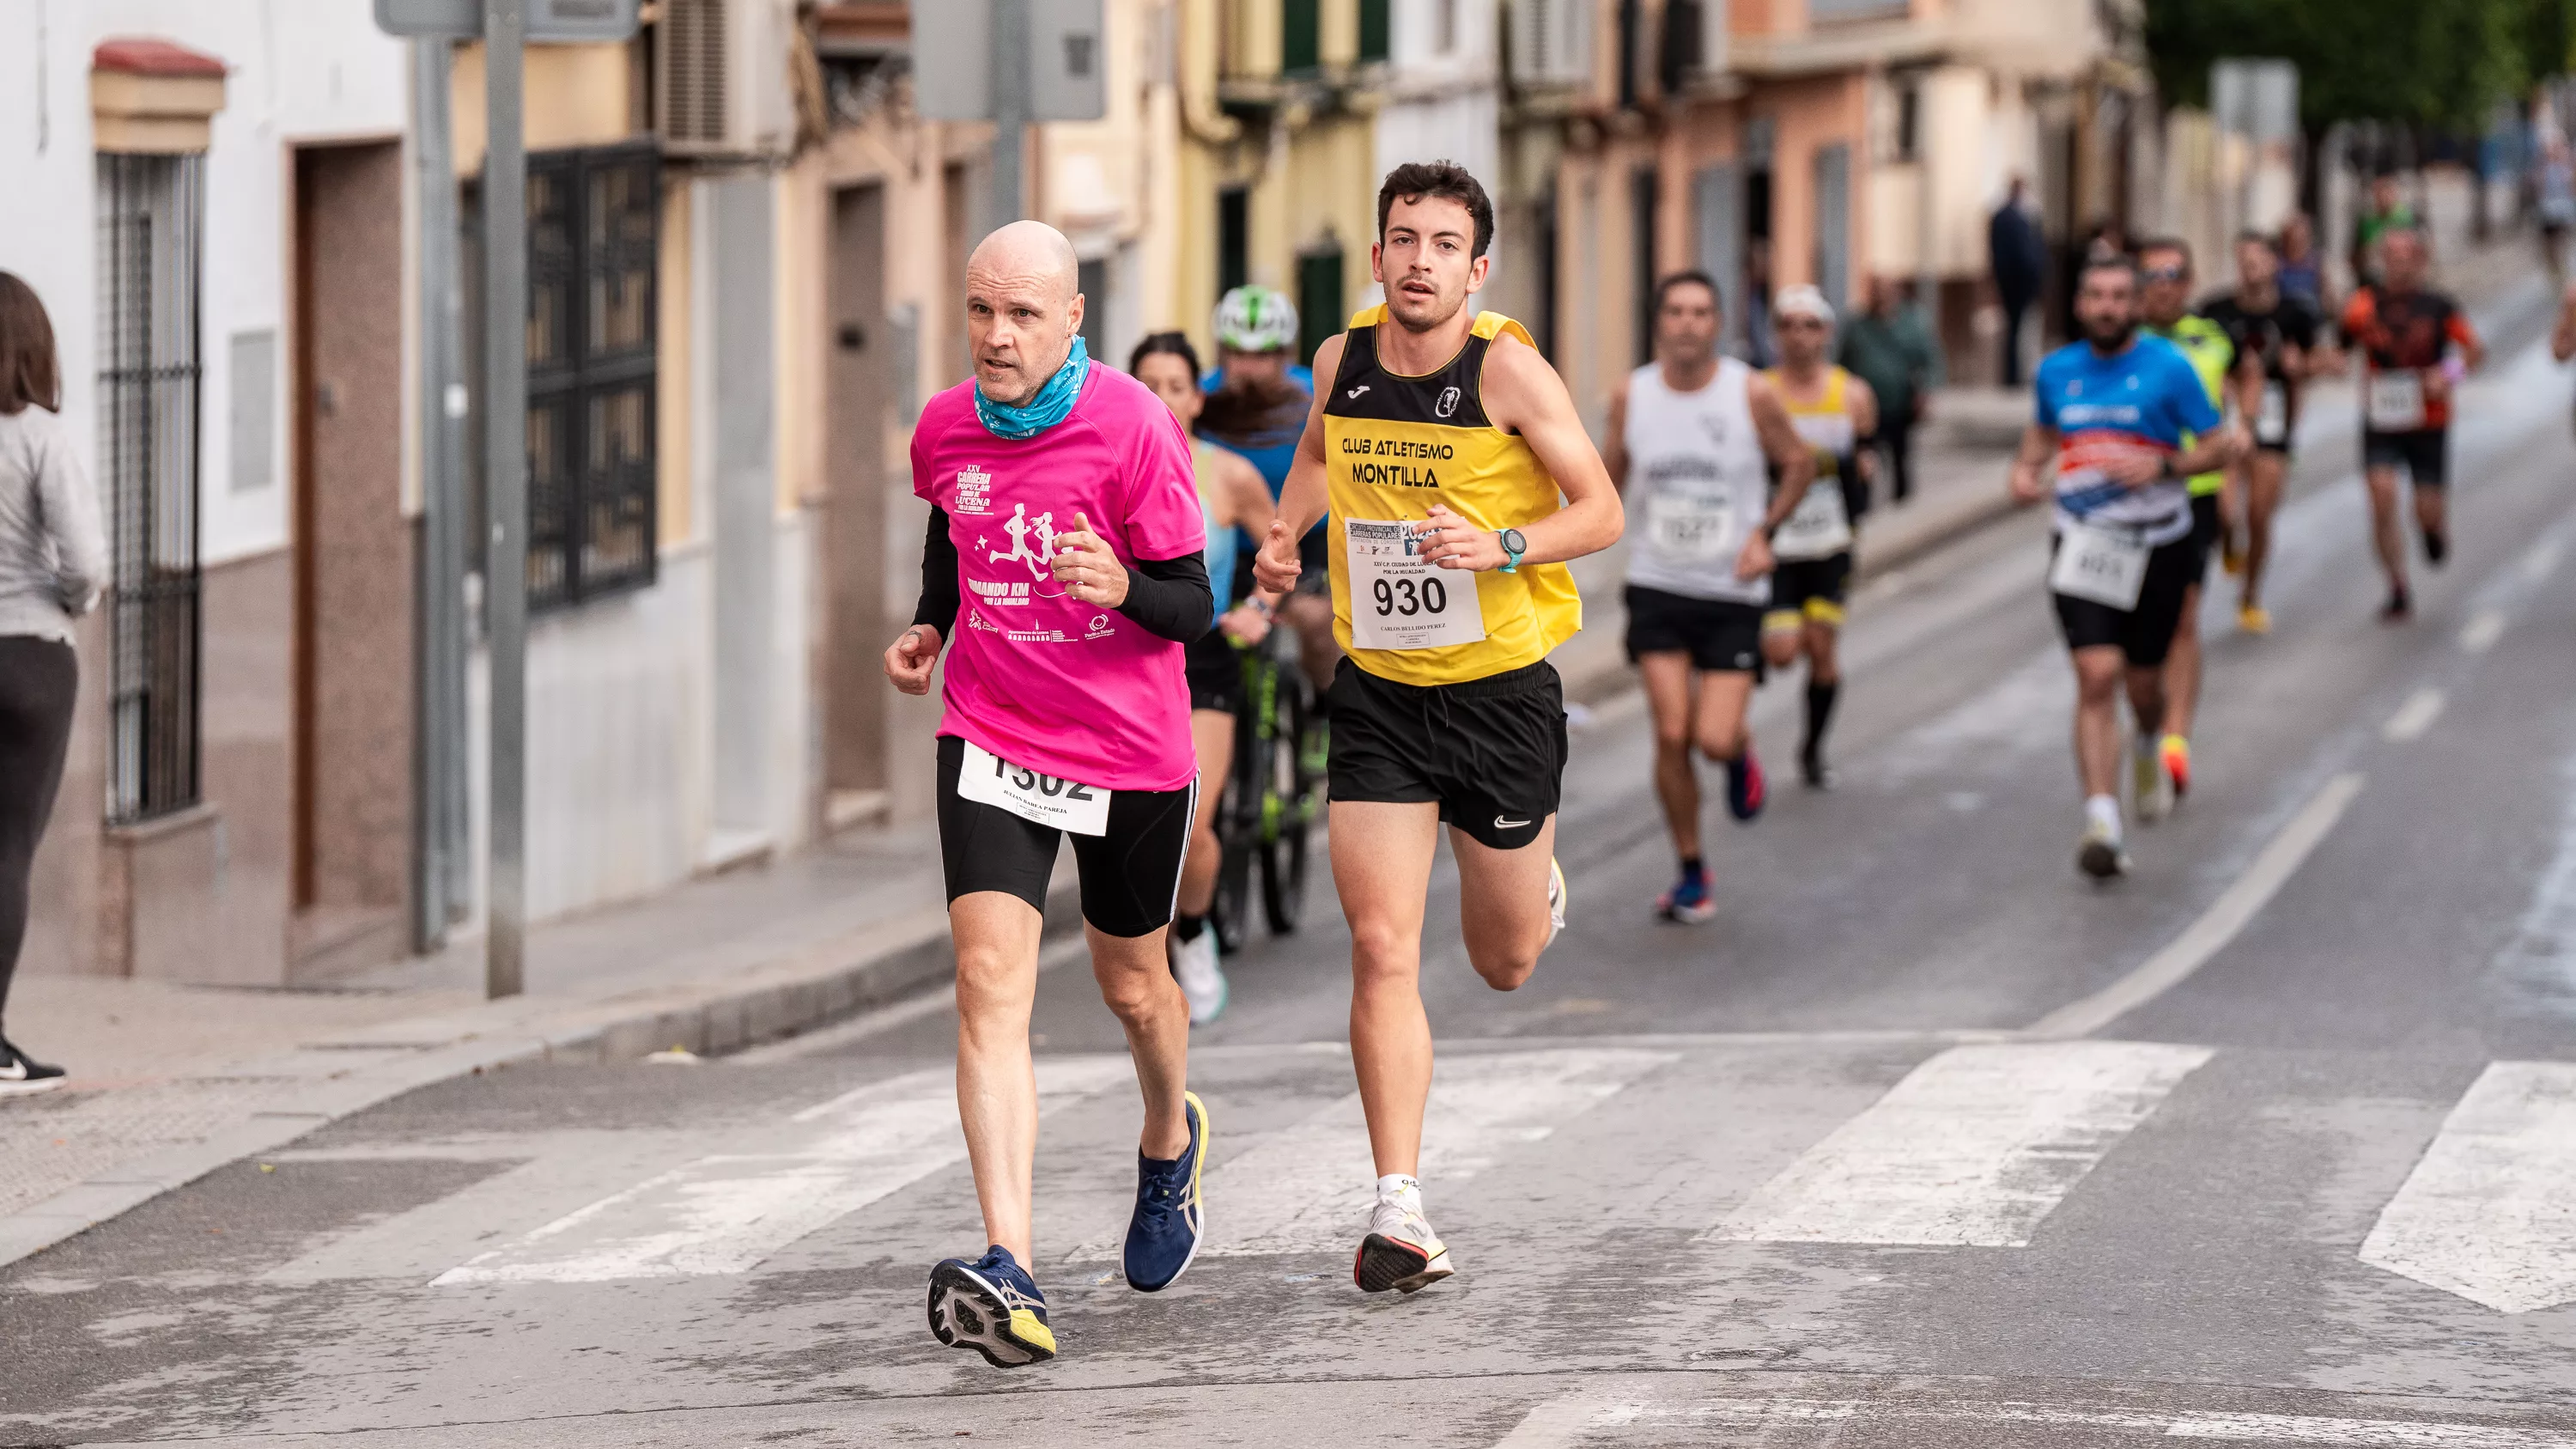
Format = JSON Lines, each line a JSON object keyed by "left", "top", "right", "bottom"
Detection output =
{"left": 1345, "top": 518, "right": 1488, "bottom": 651}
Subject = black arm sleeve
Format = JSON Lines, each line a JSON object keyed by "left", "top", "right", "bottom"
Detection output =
{"left": 912, "top": 507, "right": 961, "bottom": 634}
{"left": 1116, "top": 551, "right": 1213, "bottom": 643}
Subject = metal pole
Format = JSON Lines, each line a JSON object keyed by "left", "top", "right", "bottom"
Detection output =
{"left": 990, "top": 0, "right": 1029, "bottom": 229}
{"left": 483, "top": 0, "right": 528, "bottom": 999}
{"left": 410, "top": 36, "right": 459, "bottom": 955}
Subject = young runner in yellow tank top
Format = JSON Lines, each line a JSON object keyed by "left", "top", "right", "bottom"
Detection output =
{"left": 1252, "top": 161, "right": 1624, "bottom": 1295}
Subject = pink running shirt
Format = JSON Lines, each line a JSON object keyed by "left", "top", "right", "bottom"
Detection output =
{"left": 912, "top": 364, "right": 1204, "bottom": 793}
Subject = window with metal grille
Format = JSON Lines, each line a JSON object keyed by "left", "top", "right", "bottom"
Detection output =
{"left": 513, "top": 144, "right": 659, "bottom": 610}
{"left": 94, "top": 152, "right": 204, "bottom": 825}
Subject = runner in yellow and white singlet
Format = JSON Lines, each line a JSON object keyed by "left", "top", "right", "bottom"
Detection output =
{"left": 1252, "top": 161, "right": 1623, "bottom": 1296}
{"left": 1759, "top": 285, "right": 1878, "bottom": 789}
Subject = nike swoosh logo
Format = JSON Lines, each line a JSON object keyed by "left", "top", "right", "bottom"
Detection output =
{"left": 0, "top": 1061, "right": 26, "bottom": 1081}
{"left": 1346, "top": 385, "right": 1370, "bottom": 399}
{"left": 1494, "top": 816, "right": 1531, "bottom": 830}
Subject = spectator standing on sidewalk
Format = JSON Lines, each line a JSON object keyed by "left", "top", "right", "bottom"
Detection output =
{"left": 1989, "top": 176, "right": 2047, "bottom": 387}
{"left": 1838, "top": 276, "right": 1941, "bottom": 505}
{"left": 0, "top": 272, "right": 105, "bottom": 1095}
{"left": 1743, "top": 239, "right": 1777, "bottom": 368}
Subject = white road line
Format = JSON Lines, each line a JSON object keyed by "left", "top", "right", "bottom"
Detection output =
{"left": 434, "top": 1056, "right": 1132, "bottom": 1285}
{"left": 1491, "top": 1393, "right": 2576, "bottom": 1447}
{"left": 2359, "top": 1062, "right": 2576, "bottom": 1314}
{"left": 2523, "top": 536, "right": 2565, "bottom": 585}
{"left": 2461, "top": 608, "right": 2508, "bottom": 654}
{"left": 2384, "top": 687, "right": 2448, "bottom": 742}
{"left": 1072, "top": 1047, "right": 1673, "bottom": 1261}
{"left": 1704, "top": 1041, "right": 2210, "bottom": 1248}
{"left": 2026, "top": 772, "right": 2366, "bottom": 1039}
{"left": 1490, "top": 1396, "right": 1634, "bottom": 1447}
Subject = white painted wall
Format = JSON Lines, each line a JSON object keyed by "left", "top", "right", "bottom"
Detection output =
{"left": 1376, "top": 0, "right": 1500, "bottom": 186}
{"left": 0, "top": 0, "right": 413, "bottom": 570}
{"left": 3, "top": 7, "right": 823, "bottom": 932}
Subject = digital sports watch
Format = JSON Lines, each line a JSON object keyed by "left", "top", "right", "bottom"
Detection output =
{"left": 1497, "top": 527, "right": 1528, "bottom": 573}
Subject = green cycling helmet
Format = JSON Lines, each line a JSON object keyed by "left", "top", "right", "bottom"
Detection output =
{"left": 1213, "top": 285, "right": 1301, "bottom": 353}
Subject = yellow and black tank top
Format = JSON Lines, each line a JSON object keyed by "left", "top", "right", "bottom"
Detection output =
{"left": 1321, "top": 306, "right": 1583, "bottom": 686}
{"left": 1762, "top": 364, "right": 1860, "bottom": 491}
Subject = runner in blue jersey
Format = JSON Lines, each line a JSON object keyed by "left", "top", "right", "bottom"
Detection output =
{"left": 1198, "top": 285, "right": 1338, "bottom": 694}
{"left": 2007, "top": 253, "right": 2240, "bottom": 881}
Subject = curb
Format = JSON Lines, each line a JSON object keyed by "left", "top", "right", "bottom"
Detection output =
{"left": 0, "top": 879, "right": 1085, "bottom": 1269}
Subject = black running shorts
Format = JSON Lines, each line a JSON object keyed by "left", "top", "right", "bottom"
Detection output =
{"left": 1327, "top": 657, "right": 1567, "bottom": 852}
{"left": 2187, "top": 492, "right": 2222, "bottom": 575}
{"left": 1623, "top": 585, "right": 1763, "bottom": 674}
{"left": 2050, "top": 533, "right": 2201, "bottom": 668}
{"left": 2362, "top": 427, "right": 2449, "bottom": 487}
{"left": 1765, "top": 552, "right": 1853, "bottom": 630}
{"left": 935, "top": 734, "right": 1195, "bottom": 938}
{"left": 1184, "top": 630, "right": 1243, "bottom": 715}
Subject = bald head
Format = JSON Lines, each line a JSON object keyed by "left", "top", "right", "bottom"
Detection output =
{"left": 966, "top": 221, "right": 1086, "bottom": 405}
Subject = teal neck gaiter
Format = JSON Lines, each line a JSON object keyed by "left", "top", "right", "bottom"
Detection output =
{"left": 974, "top": 336, "right": 1091, "bottom": 440}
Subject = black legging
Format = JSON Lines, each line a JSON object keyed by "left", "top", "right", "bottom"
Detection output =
{"left": 0, "top": 636, "right": 76, "bottom": 1033}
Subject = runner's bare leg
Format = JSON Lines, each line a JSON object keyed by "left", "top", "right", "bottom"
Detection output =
{"left": 1335, "top": 800, "right": 1441, "bottom": 1178}
{"left": 952, "top": 892, "right": 1046, "bottom": 1263}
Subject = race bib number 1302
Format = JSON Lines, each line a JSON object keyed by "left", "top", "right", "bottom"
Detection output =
{"left": 1344, "top": 518, "right": 1487, "bottom": 652}
{"left": 957, "top": 740, "right": 1110, "bottom": 836}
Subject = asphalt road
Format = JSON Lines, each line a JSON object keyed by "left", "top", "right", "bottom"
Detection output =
{"left": 8, "top": 327, "right": 2576, "bottom": 1447}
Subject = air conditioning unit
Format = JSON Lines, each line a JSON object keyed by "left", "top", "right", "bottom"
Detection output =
{"left": 656, "top": 0, "right": 797, "bottom": 156}
{"left": 1510, "top": 0, "right": 1594, "bottom": 89}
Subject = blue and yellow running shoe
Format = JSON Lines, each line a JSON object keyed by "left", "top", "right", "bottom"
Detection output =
{"left": 1656, "top": 868, "right": 1715, "bottom": 925}
{"left": 1123, "top": 1091, "right": 1209, "bottom": 1293}
{"left": 927, "top": 1245, "right": 1055, "bottom": 1368}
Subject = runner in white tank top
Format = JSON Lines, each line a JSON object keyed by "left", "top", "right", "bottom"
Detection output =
{"left": 1603, "top": 271, "right": 1821, "bottom": 924}
{"left": 1623, "top": 356, "right": 1773, "bottom": 606}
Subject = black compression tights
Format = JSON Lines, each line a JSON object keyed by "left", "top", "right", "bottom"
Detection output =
{"left": 0, "top": 637, "right": 76, "bottom": 1032}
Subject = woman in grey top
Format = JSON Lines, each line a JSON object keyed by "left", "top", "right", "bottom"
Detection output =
{"left": 0, "top": 271, "right": 106, "bottom": 1093}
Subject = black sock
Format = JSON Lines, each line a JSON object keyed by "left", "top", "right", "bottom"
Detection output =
{"left": 1680, "top": 855, "right": 1705, "bottom": 883}
{"left": 1802, "top": 679, "right": 1840, "bottom": 755}
{"left": 1173, "top": 912, "right": 1206, "bottom": 943}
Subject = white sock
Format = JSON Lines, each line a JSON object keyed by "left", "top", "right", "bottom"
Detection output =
{"left": 2086, "top": 795, "right": 2123, "bottom": 841}
{"left": 1376, "top": 1173, "right": 1421, "bottom": 1206}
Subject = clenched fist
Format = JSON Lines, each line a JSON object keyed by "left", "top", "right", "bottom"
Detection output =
{"left": 1050, "top": 511, "right": 1129, "bottom": 606}
{"left": 1252, "top": 518, "right": 1303, "bottom": 594}
{"left": 884, "top": 623, "right": 944, "bottom": 696}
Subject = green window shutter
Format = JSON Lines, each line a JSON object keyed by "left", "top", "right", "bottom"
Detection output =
{"left": 1283, "top": 0, "right": 1321, "bottom": 74}
{"left": 1297, "top": 248, "right": 1344, "bottom": 365}
{"left": 1358, "top": 0, "right": 1390, "bottom": 62}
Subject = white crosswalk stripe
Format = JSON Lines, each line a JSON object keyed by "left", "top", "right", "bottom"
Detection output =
{"left": 432, "top": 1056, "right": 1132, "bottom": 1285}
{"left": 1705, "top": 1041, "right": 2213, "bottom": 1247}
{"left": 1497, "top": 1391, "right": 2576, "bottom": 1447}
{"left": 238, "top": 1038, "right": 2576, "bottom": 1318}
{"left": 2360, "top": 1062, "right": 2576, "bottom": 1314}
{"left": 1069, "top": 1046, "right": 1674, "bottom": 1260}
